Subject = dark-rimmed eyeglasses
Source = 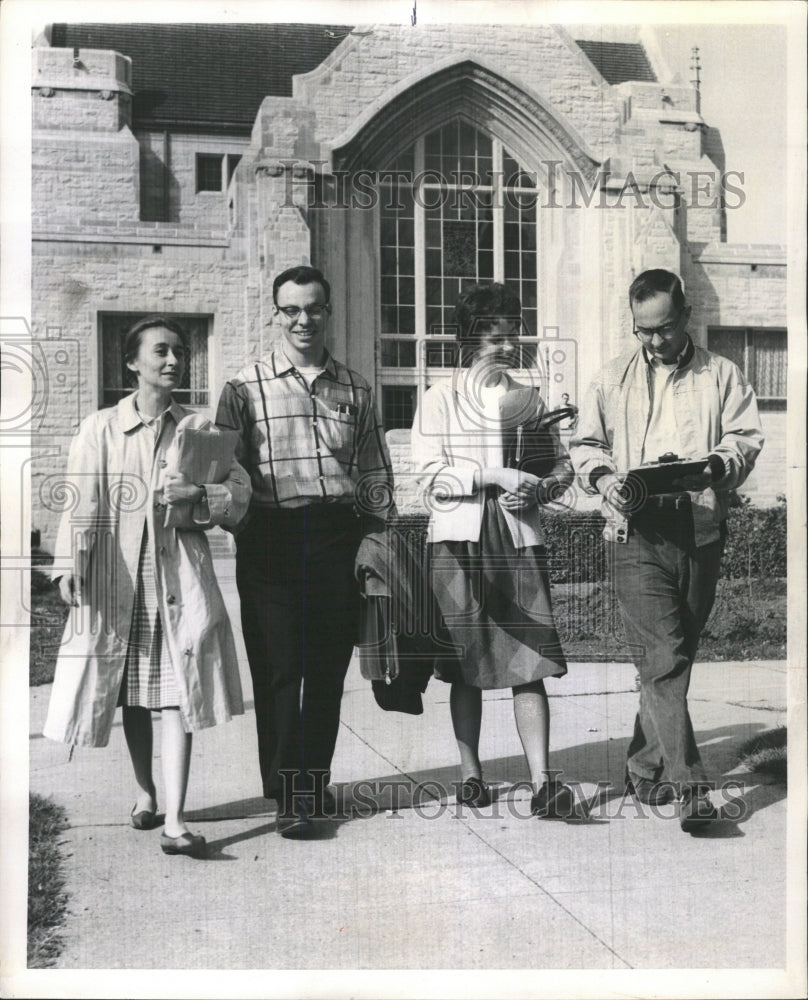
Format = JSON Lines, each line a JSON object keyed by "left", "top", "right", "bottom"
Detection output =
{"left": 277, "top": 304, "right": 330, "bottom": 321}
{"left": 633, "top": 315, "right": 683, "bottom": 339}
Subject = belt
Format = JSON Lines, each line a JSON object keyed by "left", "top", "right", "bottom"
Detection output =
{"left": 639, "top": 493, "right": 692, "bottom": 512}
{"left": 255, "top": 502, "right": 359, "bottom": 520}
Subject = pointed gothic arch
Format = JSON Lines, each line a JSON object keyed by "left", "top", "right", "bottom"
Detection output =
{"left": 314, "top": 59, "right": 604, "bottom": 418}
{"left": 328, "top": 58, "right": 601, "bottom": 181}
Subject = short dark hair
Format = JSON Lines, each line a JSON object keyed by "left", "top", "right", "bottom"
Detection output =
{"left": 272, "top": 265, "right": 331, "bottom": 306}
{"left": 629, "top": 269, "right": 686, "bottom": 312}
{"left": 123, "top": 315, "right": 189, "bottom": 385}
{"left": 453, "top": 282, "right": 523, "bottom": 344}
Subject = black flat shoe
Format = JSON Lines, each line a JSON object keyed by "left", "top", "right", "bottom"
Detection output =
{"left": 531, "top": 781, "right": 574, "bottom": 819}
{"left": 130, "top": 803, "right": 157, "bottom": 831}
{"left": 459, "top": 777, "right": 491, "bottom": 808}
{"left": 160, "top": 831, "right": 206, "bottom": 857}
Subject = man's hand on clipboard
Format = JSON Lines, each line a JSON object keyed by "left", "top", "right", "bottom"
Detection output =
{"left": 672, "top": 461, "right": 712, "bottom": 492}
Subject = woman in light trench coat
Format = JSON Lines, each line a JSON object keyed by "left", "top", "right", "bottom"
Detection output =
{"left": 44, "top": 316, "right": 250, "bottom": 858}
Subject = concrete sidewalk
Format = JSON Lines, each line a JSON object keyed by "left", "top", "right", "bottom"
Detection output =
{"left": 28, "top": 557, "right": 788, "bottom": 971}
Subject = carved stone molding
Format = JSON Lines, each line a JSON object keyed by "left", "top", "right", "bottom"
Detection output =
{"left": 332, "top": 60, "right": 600, "bottom": 180}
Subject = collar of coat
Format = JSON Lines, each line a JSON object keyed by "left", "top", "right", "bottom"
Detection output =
{"left": 264, "top": 342, "right": 339, "bottom": 380}
{"left": 641, "top": 334, "right": 695, "bottom": 370}
{"left": 118, "top": 392, "right": 185, "bottom": 433}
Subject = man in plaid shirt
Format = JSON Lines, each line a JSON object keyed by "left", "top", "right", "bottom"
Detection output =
{"left": 216, "top": 265, "right": 393, "bottom": 838}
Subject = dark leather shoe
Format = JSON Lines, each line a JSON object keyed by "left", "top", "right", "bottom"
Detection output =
{"left": 311, "top": 787, "right": 338, "bottom": 818}
{"left": 531, "top": 781, "right": 574, "bottom": 818}
{"left": 130, "top": 804, "right": 157, "bottom": 830}
{"left": 279, "top": 815, "right": 313, "bottom": 839}
{"left": 278, "top": 800, "right": 316, "bottom": 839}
{"left": 679, "top": 786, "right": 718, "bottom": 832}
{"left": 278, "top": 794, "right": 316, "bottom": 839}
{"left": 160, "top": 831, "right": 206, "bottom": 857}
{"left": 459, "top": 777, "right": 491, "bottom": 808}
{"left": 625, "top": 769, "right": 676, "bottom": 806}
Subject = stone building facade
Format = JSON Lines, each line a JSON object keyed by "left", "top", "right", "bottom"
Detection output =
{"left": 30, "top": 23, "right": 787, "bottom": 546}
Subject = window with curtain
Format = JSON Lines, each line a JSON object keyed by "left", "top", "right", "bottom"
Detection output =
{"left": 707, "top": 327, "right": 787, "bottom": 408}
{"left": 99, "top": 313, "right": 210, "bottom": 407}
{"left": 377, "top": 120, "right": 542, "bottom": 431}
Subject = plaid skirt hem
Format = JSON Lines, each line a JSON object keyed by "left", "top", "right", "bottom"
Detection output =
{"left": 118, "top": 524, "right": 181, "bottom": 710}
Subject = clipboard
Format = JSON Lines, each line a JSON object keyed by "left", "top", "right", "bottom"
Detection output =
{"left": 625, "top": 457, "right": 708, "bottom": 496}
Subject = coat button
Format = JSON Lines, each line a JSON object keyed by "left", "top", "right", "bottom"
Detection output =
{"left": 166, "top": 595, "right": 176, "bottom": 604}
{"left": 184, "top": 647, "right": 192, "bottom": 655}
{"left": 159, "top": 459, "right": 167, "bottom": 468}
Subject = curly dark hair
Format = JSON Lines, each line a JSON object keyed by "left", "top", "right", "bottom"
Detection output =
{"left": 452, "top": 282, "right": 522, "bottom": 365}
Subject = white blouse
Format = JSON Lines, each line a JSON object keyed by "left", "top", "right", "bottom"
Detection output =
{"left": 410, "top": 370, "right": 573, "bottom": 547}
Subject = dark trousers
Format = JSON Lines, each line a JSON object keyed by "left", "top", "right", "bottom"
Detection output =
{"left": 235, "top": 505, "right": 363, "bottom": 801}
{"left": 613, "top": 507, "right": 726, "bottom": 786}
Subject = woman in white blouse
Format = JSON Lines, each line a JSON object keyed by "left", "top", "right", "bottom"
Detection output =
{"left": 411, "top": 283, "right": 574, "bottom": 817}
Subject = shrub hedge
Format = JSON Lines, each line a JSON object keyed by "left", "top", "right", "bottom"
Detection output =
{"left": 390, "top": 495, "right": 787, "bottom": 584}
{"left": 719, "top": 495, "right": 787, "bottom": 580}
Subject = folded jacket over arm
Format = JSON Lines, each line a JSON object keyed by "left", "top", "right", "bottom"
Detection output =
{"left": 355, "top": 518, "right": 460, "bottom": 714}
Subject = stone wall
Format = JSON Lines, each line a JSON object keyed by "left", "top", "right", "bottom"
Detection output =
{"left": 137, "top": 131, "right": 251, "bottom": 226}
{"left": 686, "top": 249, "right": 787, "bottom": 504}
{"left": 32, "top": 125, "right": 141, "bottom": 226}
{"left": 294, "top": 24, "right": 621, "bottom": 160}
{"left": 33, "top": 47, "right": 140, "bottom": 225}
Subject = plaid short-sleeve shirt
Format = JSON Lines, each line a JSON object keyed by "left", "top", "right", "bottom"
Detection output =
{"left": 216, "top": 344, "right": 393, "bottom": 516}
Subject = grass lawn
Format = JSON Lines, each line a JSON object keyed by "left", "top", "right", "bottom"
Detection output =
{"left": 28, "top": 793, "right": 70, "bottom": 968}
{"left": 550, "top": 576, "right": 786, "bottom": 662}
{"left": 30, "top": 566, "right": 69, "bottom": 686}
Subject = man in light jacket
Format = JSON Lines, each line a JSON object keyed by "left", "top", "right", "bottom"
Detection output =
{"left": 570, "top": 269, "right": 764, "bottom": 831}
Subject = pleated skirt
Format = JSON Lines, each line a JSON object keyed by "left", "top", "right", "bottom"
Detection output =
{"left": 430, "top": 495, "right": 567, "bottom": 690}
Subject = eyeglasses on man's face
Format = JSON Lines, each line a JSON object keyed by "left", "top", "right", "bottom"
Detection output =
{"left": 277, "top": 304, "right": 330, "bottom": 321}
{"left": 633, "top": 314, "right": 683, "bottom": 339}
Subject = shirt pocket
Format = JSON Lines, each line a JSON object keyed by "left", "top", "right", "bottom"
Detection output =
{"left": 314, "top": 398, "right": 358, "bottom": 462}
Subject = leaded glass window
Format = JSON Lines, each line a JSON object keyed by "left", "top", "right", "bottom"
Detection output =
{"left": 378, "top": 121, "right": 543, "bottom": 429}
